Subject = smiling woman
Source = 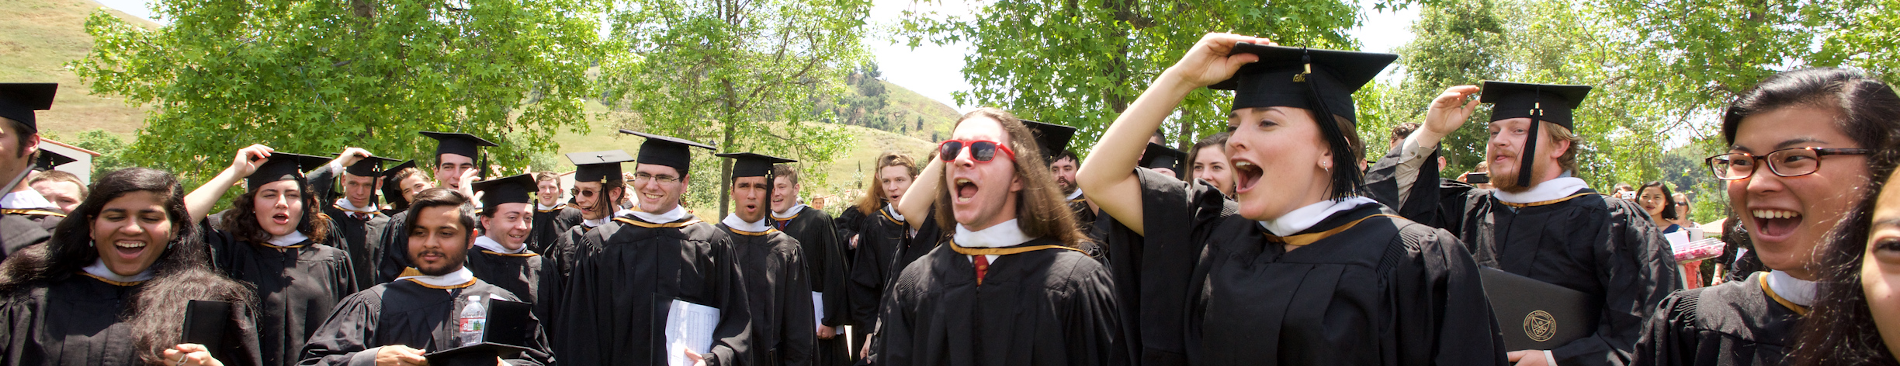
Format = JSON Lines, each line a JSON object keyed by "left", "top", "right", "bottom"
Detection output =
{"left": 0, "top": 167, "right": 260, "bottom": 365}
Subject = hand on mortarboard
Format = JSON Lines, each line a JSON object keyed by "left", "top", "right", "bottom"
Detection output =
{"left": 333, "top": 147, "right": 373, "bottom": 168}
{"left": 228, "top": 144, "right": 275, "bottom": 179}
{"left": 1164, "top": 33, "right": 1277, "bottom": 89}
{"left": 1423, "top": 85, "right": 1482, "bottom": 138}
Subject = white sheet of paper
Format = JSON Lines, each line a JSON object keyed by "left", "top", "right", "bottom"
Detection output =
{"left": 1664, "top": 230, "right": 1691, "bottom": 249}
{"left": 665, "top": 299, "right": 720, "bottom": 366}
{"left": 812, "top": 292, "right": 826, "bottom": 333}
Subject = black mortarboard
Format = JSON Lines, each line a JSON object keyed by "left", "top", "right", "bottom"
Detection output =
{"left": 716, "top": 152, "right": 797, "bottom": 178}
{"left": 34, "top": 149, "right": 75, "bottom": 171}
{"left": 419, "top": 131, "right": 498, "bottom": 160}
{"left": 1021, "top": 120, "right": 1076, "bottom": 160}
{"left": 472, "top": 173, "right": 536, "bottom": 209}
{"left": 1479, "top": 81, "right": 1593, "bottom": 187}
{"left": 0, "top": 83, "right": 56, "bottom": 133}
{"left": 380, "top": 160, "right": 418, "bottom": 181}
{"left": 1139, "top": 142, "right": 1186, "bottom": 178}
{"left": 247, "top": 152, "right": 330, "bottom": 190}
{"left": 379, "top": 160, "right": 419, "bottom": 210}
{"left": 1480, "top": 81, "right": 1591, "bottom": 129}
{"left": 341, "top": 155, "right": 398, "bottom": 177}
{"left": 565, "top": 150, "right": 635, "bottom": 183}
{"left": 620, "top": 130, "right": 716, "bottom": 173}
{"left": 1211, "top": 43, "right": 1394, "bottom": 199}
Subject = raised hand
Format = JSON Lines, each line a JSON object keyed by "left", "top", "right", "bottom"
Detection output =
{"left": 1423, "top": 85, "right": 1482, "bottom": 137}
{"left": 1164, "top": 33, "right": 1277, "bottom": 88}
{"left": 229, "top": 144, "right": 275, "bottom": 178}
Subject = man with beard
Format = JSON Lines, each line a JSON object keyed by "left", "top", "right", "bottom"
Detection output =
{"left": 374, "top": 132, "right": 495, "bottom": 283}
{"left": 298, "top": 188, "right": 553, "bottom": 366}
{"left": 309, "top": 148, "right": 397, "bottom": 289}
{"left": 528, "top": 171, "right": 580, "bottom": 253}
{"left": 1367, "top": 81, "right": 1679, "bottom": 366}
{"left": 718, "top": 152, "right": 817, "bottom": 366}
{"left": 0, "top": 83, "right": 63, "bottom": 258}
{"left": 1023, "top": 120, "right": 1104, "bottom": 259}
{"left": 767, "top": 163, "right": 851, "bottom": 366}
{"left": 550, "top": 130, "right": 749, "bottom": 366}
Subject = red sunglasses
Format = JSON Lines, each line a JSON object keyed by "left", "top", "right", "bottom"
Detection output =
{"left": 938, "top": 139, "right": 1016, "bottom": 162}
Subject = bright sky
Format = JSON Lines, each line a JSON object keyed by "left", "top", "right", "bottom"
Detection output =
{"left": 92, "top": 0, "right": 1420, "bottom": 112}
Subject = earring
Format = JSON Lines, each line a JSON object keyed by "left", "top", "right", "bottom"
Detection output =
{"left": 88, "top": 240, "right": 95, "bottom": 248}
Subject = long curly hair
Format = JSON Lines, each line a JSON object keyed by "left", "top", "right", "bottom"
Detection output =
{"left": 222, "top": 177, "right": 332, "bottom": 245}
{"left": 931, "top": 108, "right": 1084, "bottom": 247}
{"left": 0, "top": 167, "right": 258, "bottom": 364}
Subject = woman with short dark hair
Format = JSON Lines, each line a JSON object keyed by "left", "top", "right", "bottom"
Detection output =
{"left": 0, "top": 167, "right": 261, "bottom": 365}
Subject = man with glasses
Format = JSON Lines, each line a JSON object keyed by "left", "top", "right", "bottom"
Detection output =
{"left": 1369, "top": 81, "right": 1679, "bottom": 366}
{"left": 547, "top": 130, "right": 751, "bottom": 366}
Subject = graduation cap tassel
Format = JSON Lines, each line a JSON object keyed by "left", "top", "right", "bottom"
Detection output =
{"left": 1517, "top": 94, "right": 1543, "bottom": 189}
{"left": 1295, "top": 55, "right": 1364, "bottom": 200}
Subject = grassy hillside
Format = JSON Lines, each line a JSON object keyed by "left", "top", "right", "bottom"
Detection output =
{"left": 1, "top": 0, "right": 155, "bottom": 137}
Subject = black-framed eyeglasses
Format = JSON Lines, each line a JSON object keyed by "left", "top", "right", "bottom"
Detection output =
{"left": 1705, "top": 147, "right": 1871, "bottom": 180}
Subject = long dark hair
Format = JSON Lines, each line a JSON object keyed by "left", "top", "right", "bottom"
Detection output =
{"left": 223, "top": 177, "right": 332, "bottom": 245}
{"left": 1721, "top": 68, "right": 1900, "bottom": 151}
{"left": 0, "top": 168, "right": 258, "bottom": 364}
{"left": 932, "top": 108, "right": 1084, "bottom": 246}
{"left": 1639, "top": 181, "right": 1678, "bottom": 221}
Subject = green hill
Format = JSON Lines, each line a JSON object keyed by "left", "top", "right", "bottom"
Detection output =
{"left": 2, "top": 0, "right": 157, "bottom": 137}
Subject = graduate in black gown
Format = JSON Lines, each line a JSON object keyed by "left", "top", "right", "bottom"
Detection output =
{"left": 718, "top": 152, "right": 817, "bottom": 366}
{"left": 767, "top": 164, "right": 852, "bottom": 366}
{"left": 1077, "top": 35, "right": 1506, "bottom": 366}
{"left": 184, "top": 146, "right": 361, "bottom": 366}
{"left": 1631, "top": 69, "right": 1900, "bottom": 366}
{"left": 550, "top": 130, "right": 750, "bottom": 366}
{"left": 464, "top": 174, "right": 547, "bottom": 311}
{"left": 308, "top": 149, "right": 395, "bottom": 290}
{"left": 1366, "top": 80, "right": 1681, "bottom": 364}
{"left": 842, "top": 152, "right": 919, "bottom": 359}
{"left": 297, "top": 188, "right": 553, "bottom": 366}
{"left": 872, "top": 108, "right": 1121, "bottom": 366}
{"left": 374, "top": 132, "right": 494, "bottom": 284}
{"left": 0, "top": 167, "right": 262, "bottom": 366}
{"left": 534, "top": 149, "right": 634, "bottom": 338}
{"left": 0, "top": 83, "right": 64, "bottom": 258}
{"left": 528, "top": 172, "right": 581, "bottom": 254}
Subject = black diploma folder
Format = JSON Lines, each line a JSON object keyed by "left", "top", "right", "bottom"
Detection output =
{"left": 1479, "top": 267, "right": 1598, "bottom": 350}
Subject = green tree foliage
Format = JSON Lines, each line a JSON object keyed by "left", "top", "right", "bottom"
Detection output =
{"left": 899, "top": 0, "right": 1370, "bottom": 152}
{"left": 597, "top": 0, "right": 870, "bottom": 216}
{"left": 69, "top": 0, "right": 607, "bottom": 185}
{"left": 1356, "top": 0, "right": 1506, "bottom": 169}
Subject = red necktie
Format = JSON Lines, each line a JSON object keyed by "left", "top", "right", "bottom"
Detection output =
{"left": 974, "top": 255, "right": 990, "bottom": 286}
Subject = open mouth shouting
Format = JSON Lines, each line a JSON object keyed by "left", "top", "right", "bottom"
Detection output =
{"left": 1232, "top": 159, "right": 1263, "bottom": 193}
{"left": 270, "top": 212, "right": 292, "bottom": 226}
{"left": 954, "top": 177, "right": 980, "bottom": 204}
{"left": 1750, "top": 207, "right": 1803, "bottom": 242}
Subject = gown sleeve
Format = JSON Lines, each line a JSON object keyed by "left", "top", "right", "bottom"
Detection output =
{"left": 810, "top": 214, "right": 850, "bottom": 328}
{"left": 295, "top": 291, "right": 383, "bottom": 366}
{"left": 1100, "top": 168, "right": 1232, "bottom": 365}
{"left": 1551, "top": 200, "right": 1682, "bottom": 366}
{"left": 1391, "top": 224, "right": 1509, "bottom": 366}
{"left": 1629, "top": 289, "right": 1699, "bottom": 366}
{"left": 1060, "top": 257, "right": 1126, "bottom": 366}
{"left": 782, "top": 243, "right": 817, "bottom": 366}
{"left": 847, "top": 216, "right": 896, "bottom": 327}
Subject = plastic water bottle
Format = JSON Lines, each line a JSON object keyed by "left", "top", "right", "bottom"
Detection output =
{"left": 458, "top": 296, "right": 486, "bottom": 346}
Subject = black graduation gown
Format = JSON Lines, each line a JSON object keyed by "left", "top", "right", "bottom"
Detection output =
{"left": 1630, "top": 272, "right": 1800, "bottom": 366}
{"left": 723, "top": 223, "right": 817, "bottom": 366}
{"left": 464, "top": 249, "right": 544, "bottom": 310}
{"left": 0, "top": 274, "right": 264, "bottom": 366}
{"left": 296, "top": 279, "right": 553, "bottom": 365}
{"left": 1095, "top": 168, "right": 1233, "bottom": 366}
{"left": 1067, "top": 195, "right": 1107, "bottom": 261}
{"left": 530, "top": 205, "right": 583, "bottom": 254}
{"left": 307, "top": 164, "right": 391, "bottom": 291}
{"left": 203, "top": 223, "right": 361, "bottom": 366}
{"left": 834, "top": 207, "right": 868, "bottom": 270}
{"left": 0, "top": 215, "right": 50, "bottom": 261}
{"left": 374, "top": 210, "right": 410, "bottom": 284}
{"left": 1183, "top": 204, "right": 1506, "bottom": 366}
{"left": 1367, "top": 147, "right": 1682, "bottom": 366}
{"left": 770, "top": 209, "right": 851, "bottom": 366}
{"left": 874, "top": 237, "right": 1122, "bottom": 366}
{"left": 547, "top": 214, "right": 751, "bottom": 366}
{"left": 845, "top": 207, "right": 941, "bottom": 329}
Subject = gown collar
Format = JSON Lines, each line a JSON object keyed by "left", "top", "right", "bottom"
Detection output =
{"left": 1257, "top": 197, "right": 1379, "bottom": 237}
{"left": 1065, "top": 189, "right": 1084, "bottom": 201}
{"left": 953, "top": 219, "right": 1032, "bottom": 248}
{"left": 333, "top": 198, "right": 377, "bottom": 213}
{"left": 396, "top": 267, "right": 477, "bottom": 289}
{"left": 82, "top": 259, "right": 154, "bottom": 285}
{"left": 0, "top": 189, "right": 54, "bottom": 210}
{"left": 266, "top": 231, "right": 311, "bottom": 248}
{"left": 472, "top": 235, "right": 524, "bottom": 254}
{"left": 1493, "top": 177, "right": 1589, "bottom": 204}
{"left": 771, "top": 203, "right": 807, "bottom": 220}
{"left": 1764, "top": 270, "right": 1817, "bottom": 308}
{"left": 884, "top": 203, "right": 905, "bottom": 222}
{"left": 722, "top": 213, "right": 772, "bottom": 233}
{"left": 536, "top": 201, "right": 565, "bottom": 212}
{"left": 631, "top": 205, "right": 689, "bottom": 224}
